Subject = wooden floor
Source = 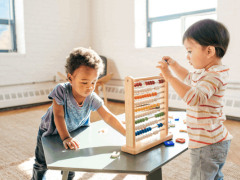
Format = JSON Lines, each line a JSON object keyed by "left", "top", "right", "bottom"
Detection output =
{"left": 1, "top": 101, "right": 239, "bottom": 166}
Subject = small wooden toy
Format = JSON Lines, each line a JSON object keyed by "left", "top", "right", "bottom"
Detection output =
{"left": 179, "top": 129, "right": 187, "bottom": 133}
{"left": 98, "top": 128, "right": 107, "bottom": 134}
{"left": 169, "top": 123, "right": 175, "bottom": 127}
{"left": 121, "top": 76, "right": 173, "bottom": 155}
{"left": 164, "top": 140, "right": 174, "bottom": 146}
{"left": 176, "top": 138, "right": 185, "bottom": 143}
{"left": 110, "top": 151, "right": 120, "bottom": 159}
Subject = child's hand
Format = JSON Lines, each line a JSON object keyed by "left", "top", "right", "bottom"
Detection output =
{"left": 156, "top": 59, "right": 173, "bottom": 81}
{"left": 63, "top": 137, "right": 80, "bottom": 150}
{"left": 162, "top": 56, "right": 176, "bottom": 66}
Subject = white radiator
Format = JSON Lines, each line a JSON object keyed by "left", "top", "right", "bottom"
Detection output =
{"left": 98, "top": 84, "right": 125, "bottom": 101}
{"left": 1, "top": 81, "right": 239, "bottom": 119}
{"left": 0, "top": 82, "right": 58, "bottom": 109}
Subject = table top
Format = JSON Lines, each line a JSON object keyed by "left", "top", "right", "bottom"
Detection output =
{"left": 42, "top": 111, "right": 188, "bottom": 174}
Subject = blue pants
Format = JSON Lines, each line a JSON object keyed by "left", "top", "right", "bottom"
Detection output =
{"left": 31, "top": 129, "right": 75, "bottom": 180}
{"left": 190, "top": 140, "right": 231, "bottom": 180}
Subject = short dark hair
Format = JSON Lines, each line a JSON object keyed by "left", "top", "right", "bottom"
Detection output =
{"left": 183, "top": 19, "right": 230, "bottom": 58}
{"left": 65, "top": 47, "right": 104, "bottom": 75}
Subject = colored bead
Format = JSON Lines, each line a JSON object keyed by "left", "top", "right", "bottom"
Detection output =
{"left": 158, "top": 79, "right": 165, "bottom": 83}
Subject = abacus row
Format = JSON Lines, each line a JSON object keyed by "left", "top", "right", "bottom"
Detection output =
{"left": 134, "top": 85, "right": 165, "bottom": 94}
{"left": 134, "top": 112, "right": 165, "bottom": 124}
{"left": 134, "top": 79, "right": 165, "bottom": 87}
{"left": 135, "top": 109, "right": 165, "bottom": 119}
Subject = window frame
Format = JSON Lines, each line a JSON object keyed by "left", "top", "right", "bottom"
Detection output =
{"left": 0, "top": 0, "right": 17, "bottom": 53}
{"left": 146, "top": 0, "right": 216, "bottom": 47}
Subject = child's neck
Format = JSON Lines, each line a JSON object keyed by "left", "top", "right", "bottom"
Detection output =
{"left": 75, "top": 97, "right": 85, "bottom": 106}
{"left": 205, "top": 57, "right": 222, "bottom": 70}
{"left": 72, "top": 91, "right": 85, "bottom": 106}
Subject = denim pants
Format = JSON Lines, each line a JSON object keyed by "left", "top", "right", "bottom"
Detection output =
{"left": 190, "top": 140, "right": 231, "bottom": 180}
{"left": 31, "top": 129, "right": 75, "bottom": 180}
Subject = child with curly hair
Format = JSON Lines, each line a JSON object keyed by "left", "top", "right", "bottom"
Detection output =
{"left": 32, "top": 47, "right": 126, "bottom": 180}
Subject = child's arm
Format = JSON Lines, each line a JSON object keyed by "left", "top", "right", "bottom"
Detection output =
{"left": 157, "top": 60, "right": 222, "bottom": 106}
{"left": 97, "top": 105, "right": 126, "bottom": 136}
{"left": 52, "top": 99, "right": 79, "bottom": 149}
{"left": 162, "top": 56, "right": 189, "bottom": 81}
{"left": 157, "top": 60, "right": 191, "bottom": 98}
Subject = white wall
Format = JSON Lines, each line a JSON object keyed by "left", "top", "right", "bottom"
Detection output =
{"left": 0, "top": 0, "right": 91, "bottom": 86}
{"left": 218, "top": 0, "right": 240, "bottom": 83}
{"left": 0, "top": 0, "right": 239, "bottom": 110}
{"left": 1, "top": 0, "right": 239, "bottom": 87}
{"left": 91, "top": 0, "right": 240, "bottom": 85}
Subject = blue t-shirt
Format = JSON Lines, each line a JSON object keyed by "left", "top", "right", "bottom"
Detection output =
{"left": 39, "top": 82, "right": 103, "bottom": 136}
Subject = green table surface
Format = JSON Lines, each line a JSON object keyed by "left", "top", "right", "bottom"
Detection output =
{"left": 42, "top": 111, "right": 188, "bottom": 175}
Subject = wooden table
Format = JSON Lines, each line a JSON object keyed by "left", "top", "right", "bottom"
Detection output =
{"left": 42, "top": 111, "right": 188, "bottom": 180}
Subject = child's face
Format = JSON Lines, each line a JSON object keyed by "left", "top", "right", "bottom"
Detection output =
{"left": 184, "top": 38, "right": 210, "bottom": 69}
{"left": 68, "top": 65, "right": 98, "bottom": 99}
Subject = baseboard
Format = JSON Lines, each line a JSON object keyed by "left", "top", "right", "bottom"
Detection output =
{"left": 0, "top": 101, "right": 52, "bottom": 112}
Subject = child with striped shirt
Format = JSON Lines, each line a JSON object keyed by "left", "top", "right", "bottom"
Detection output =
{"left": 157, "top": 19, "right": 232, "bottom": 180}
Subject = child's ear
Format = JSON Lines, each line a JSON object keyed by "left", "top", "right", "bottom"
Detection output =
{"left": 207, "top": 46, "right": 216, "bottom": 58}
{"left": 67, "top": 74, "right": 72, "bottom": 82}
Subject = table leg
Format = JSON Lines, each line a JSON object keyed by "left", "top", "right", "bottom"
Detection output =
{"left": 146, "top": 168, "right": 162, "bottom": 180}
{"left": 62, "top": 170, "right": 69, "bottom": 180}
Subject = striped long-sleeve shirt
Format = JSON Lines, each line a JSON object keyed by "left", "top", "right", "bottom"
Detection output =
{"left": 183, "top": 65, "right": 232, "bottom": 149}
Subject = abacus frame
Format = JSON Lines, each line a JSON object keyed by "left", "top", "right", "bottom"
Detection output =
{"left": 121, "top": 76, "right": 173, "bottom": 155}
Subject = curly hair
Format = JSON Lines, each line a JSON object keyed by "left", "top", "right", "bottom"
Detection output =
{"left": 65, "top": 47, "right": 104, "bottom": 75}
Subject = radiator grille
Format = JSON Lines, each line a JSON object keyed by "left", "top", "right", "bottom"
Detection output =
{"left": 1, "top": 82, "right": 239, "bottom": 118}
{"left": 0, "top": 82, "right": 57, "bottom": 109}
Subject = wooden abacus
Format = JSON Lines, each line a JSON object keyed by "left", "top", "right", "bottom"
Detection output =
{"left": 121, "top": 76, "right": 173, "bottom": 155}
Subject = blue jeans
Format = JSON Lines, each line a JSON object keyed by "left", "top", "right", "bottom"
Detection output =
{"left": 190, "top": 140, "right": 231, "bottom": 180}
{"left": 31, "top": 129, "right": 75, "bottom": 180}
